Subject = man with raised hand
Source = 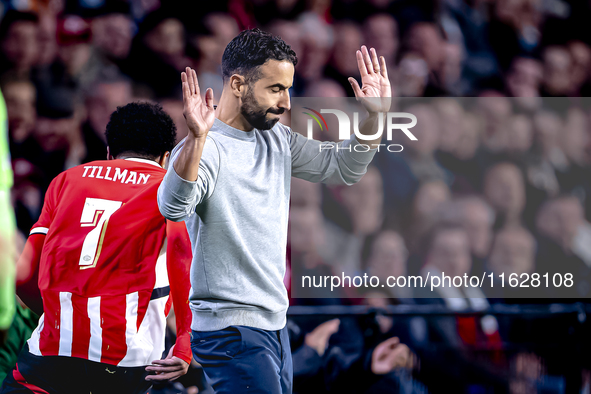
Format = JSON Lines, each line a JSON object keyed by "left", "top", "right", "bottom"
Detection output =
{"left": 158, "top": 28, "right": 391, "bottom": 394}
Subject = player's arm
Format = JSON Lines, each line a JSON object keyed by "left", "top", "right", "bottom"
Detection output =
{"left": 290, "top": 47, "right": 391, "bottom": 185}
{"left": 15, "top": 233, "right": 45, "bottom": 316}
{"left": 158, "top": 67, "right": 217, "bottom": 222}
{"left": 15, "top": 175, "right": 61, "bottom": 316}
{"left": 146, "top": 220, "right": 193, "bottom": 381}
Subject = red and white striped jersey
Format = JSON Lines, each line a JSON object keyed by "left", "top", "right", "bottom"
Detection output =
{"left": 23, "top": 158, "right": 193, "bottom": 367}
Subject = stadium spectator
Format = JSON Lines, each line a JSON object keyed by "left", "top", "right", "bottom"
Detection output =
{"left": 405, "top": 180, "right": 451, "bottom": 255}
{"left": 441, "top": 196, "right": 495, "bottom": 277}
{"left": 483, "top": 162, "right": 527, "bottom": 229}
{"left": 540, "top": 46, "right": 573, "bottom": 97}
{"left": 90, "top": 3, "right": 134, "bottom": 63}
{"left": 0, "top": 11, "right": 38, "bottom": 81}
{"left": 363, "top": 230, "right": 412, "bottom": 299}
{"left": 1, "top": 79, "right": 36, "bottom": 156}
{"left": 35, "top": 12, "right": 57, "bottom": 68}
{"left": 322, "top": 166, "right": 385, "bottom": 276}
{"left": 125, "top": 11, "right": 188, "bottom": 98}
{"left": 486, "top": 226, "right": 537, "bottom": 299}
{"left": 536, "top": 195, "right": 591, "bottom": 297}
{"left": 82, "top": 76, "right": 133, "bottom": 162}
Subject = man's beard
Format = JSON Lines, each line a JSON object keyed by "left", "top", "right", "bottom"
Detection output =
{"left": 241, "top": 88, "right": 284, "bottom": 130}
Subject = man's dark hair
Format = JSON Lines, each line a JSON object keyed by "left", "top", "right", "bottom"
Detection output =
{"left": 221, "top": 28, "right": 297, "bottom": 84}
{"left": 106, "top": 102, "right": 176, "bottom": 160}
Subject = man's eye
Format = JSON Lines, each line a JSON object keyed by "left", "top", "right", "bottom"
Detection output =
{"left": 272, "top": 89, "right": 281, "bottom": 93}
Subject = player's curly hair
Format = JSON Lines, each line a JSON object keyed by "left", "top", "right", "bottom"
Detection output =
{"left": 105, "top": 102, "right": 176, "bottom": 160}
{"left": 221, "top": 28, "right": 297, "bottom": 84}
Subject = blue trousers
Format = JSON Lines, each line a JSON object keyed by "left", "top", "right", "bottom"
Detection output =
{"left": 191, "top": 325, "right": 292, "bottom": 394}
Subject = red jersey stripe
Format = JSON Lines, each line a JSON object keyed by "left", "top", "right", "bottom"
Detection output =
{"left": 100, "top": 294, "right": 128, "bottom": 365}
{"left": 71, "top": 294, "right": 90, "bottom": 360}
{"left": 39, "top": 291, "right": 60, "bottom": 356}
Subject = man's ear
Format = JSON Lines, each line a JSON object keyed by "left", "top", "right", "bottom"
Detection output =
{"left": 106, "top": 146, "right": 114, "bottom": 160}
{"left": 230, "top": 74, "right": 246, "bottom": 98}
{"left": 158, "top": 151, "right": 170, "bottom": 168}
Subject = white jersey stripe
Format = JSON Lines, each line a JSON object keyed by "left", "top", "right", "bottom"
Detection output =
{"left": 119, "top": 292, "right": 139, "bottom": 364}
{"left": 58, "top": 292, "right": 73, "bottom": 356}
{"left": 87, "top": 296, "right": 102, "bottom": 362}
{"left": 29, "top": 227, "right": 49, "bottom": 235}
{"left": 118, "top": 296, "right": 168, "bottom": 367}
{"left": 27, "top": 313, "right": 44, "bottom": 356}
{"left": 153, "top": 240, "right": 169, "bottom": 289}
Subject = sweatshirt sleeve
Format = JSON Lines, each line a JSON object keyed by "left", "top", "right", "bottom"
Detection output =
{"left": 287, "top": 125, "right": 377, "bottom": 185}
{"left": 157, "top": 137, "right": 220, "bottom": 222}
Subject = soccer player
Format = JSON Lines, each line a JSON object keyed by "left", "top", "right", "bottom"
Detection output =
{"left": 158, "top": 29, "right": 391, "bottom": 393}
{"left": 1, "top": 102, "right": 193, "bottom": 394}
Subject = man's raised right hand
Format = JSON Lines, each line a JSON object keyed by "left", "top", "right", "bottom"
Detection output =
{"left": 182, "top": 67, "right": 215, "bottom": 140}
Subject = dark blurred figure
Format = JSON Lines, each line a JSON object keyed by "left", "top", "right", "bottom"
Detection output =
{"left": 485, "top": 226, "right": 538, "bottom": 300}
{"left": 90, "top": 2, "right": 134, "bottom": 68}
{"left": 36, "top": 12, "right": 58, "bottom": 68}
{"left": 378, "top": 103, "right": 451, "bottom": 222}
{"left": 441, "top": 196, "right": 495, "bottom": 278}
{"left": 324, "top": 21, "right": 362, "bottom": 97}
{"left": 405, "top": 180, "right": 450, "bottom": 257}
{"left": 570, "top": 40, "right": 591, "bottom": 97}
{"left": 124, "top": 10, "right": 188, "bottom": 98}
{"left": 416, "top": 224, "right": 505, "bottom": 393}
{"left": 540, "top": 46, "right": 573, "bottom": 97}
{"left": 160, "top": 98, "right": 189, "bottom": 144}
{"left": 31, "top": 13, "right": 98, "bottom": 120}
{"left": 488, "top": 0, "right": 542, "bottom": 71}
{"left": 483, "top": 162, "right": 527, "bottom": 229}
{"left": 363, "top": 230, "right": 413, "bottom": 300}
{"left": 1, "top": 79, "right": 36, "bottom": 157}
{"left": 433, "top": 98, "right": 484, "bottom": 192}
{"left": 442, "top": 0, "right": 500, "bottom": 90}
{"left": 363, "top": 13, "right": 399, "bottom": 79}
{"left": 535, "top": 195, "right": 591, "bottom": 298}
{"left": 321, "top": 166, "right": 385, "bottom": 277}
{"left": 189, "top": 13, "right": 239, "bottom": 103}
{"left": 27, "top": 85, "right": 84, "bottom": 189}
{"left": 0, "top": 11, "right": 39, "bottom": 80}
{"left": 82, "top": 76, "right": 133, "bottom": 162}
{"left": 404, "top": 22, "right": 448, "bottom": 96}
{"left": 504, "top": 55, "right": 542, "bottom": 99}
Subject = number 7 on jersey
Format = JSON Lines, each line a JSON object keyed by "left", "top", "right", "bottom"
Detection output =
{"left": 79, "top": 198, "right": 123, "bottom": 269}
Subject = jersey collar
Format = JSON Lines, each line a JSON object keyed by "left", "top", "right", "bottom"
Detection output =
{"left": 124, "top": 158, "right": 162, "bottom": 168}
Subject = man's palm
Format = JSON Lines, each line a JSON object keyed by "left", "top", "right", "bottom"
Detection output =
{"left": 348, "top": 46, "right": 392, "bottom": 114}
{"left": 182, "top": 67, "right": 215, "bottom": 139}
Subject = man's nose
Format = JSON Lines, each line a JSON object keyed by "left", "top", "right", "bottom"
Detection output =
{"left": 278, "top": 90, "right": 291, "bottom": 111}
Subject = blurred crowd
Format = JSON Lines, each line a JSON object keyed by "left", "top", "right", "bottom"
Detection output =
{"left": 3, "top": 0, "right": 591, "bottom": 392}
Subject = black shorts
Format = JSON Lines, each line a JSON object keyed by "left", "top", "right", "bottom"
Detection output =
{"left": 0, "top": 344, "right": 152, "bottom": 394}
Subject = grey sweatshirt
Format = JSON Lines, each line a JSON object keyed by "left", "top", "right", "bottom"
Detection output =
{"left": 157, "top": 118, "right": 376, "bottom": 332}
